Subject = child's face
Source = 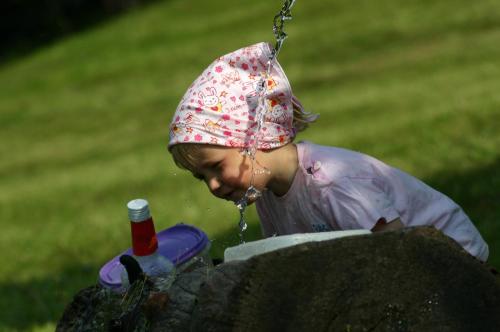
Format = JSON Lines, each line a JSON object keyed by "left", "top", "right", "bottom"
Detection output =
{"left": 186, "top": 145, "right": 269, "bottom": 204}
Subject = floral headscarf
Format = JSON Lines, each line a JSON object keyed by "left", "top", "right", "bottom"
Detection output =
{"left": 168, "top": 42, "right": 307, "bottom": 150}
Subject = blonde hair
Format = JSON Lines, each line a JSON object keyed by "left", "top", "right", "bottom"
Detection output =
{"left": 292, "top": 101, "right": 317, "bottom": 133}
{"left": 170, "top": 143, "right": 204, "bottom": 173}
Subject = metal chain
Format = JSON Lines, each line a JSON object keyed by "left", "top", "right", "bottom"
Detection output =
{"left": 240, "top": 0, "right": 298, "bottom": 187}
{"left": 254, "top": 0, "right": 298, "bottom": 153}
{"left": 271, "top": 0, "right": 297, "bottom": 61}
{"left": 236, "top": 0, "right": 298, "bottom": 242}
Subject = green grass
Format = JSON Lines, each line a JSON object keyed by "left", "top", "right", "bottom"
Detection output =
{"left": 1, "top": 0, "right": 499, "bottom": 330}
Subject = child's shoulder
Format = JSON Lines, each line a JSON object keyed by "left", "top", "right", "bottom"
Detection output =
{"left": 296, "top": 141, "right": 358, "bottom": 182}
{"left": 296, "top": 141, "right": 388, "bottom": 184}
{"left": 297, "top": 141, "right": 372, "bottom": 167}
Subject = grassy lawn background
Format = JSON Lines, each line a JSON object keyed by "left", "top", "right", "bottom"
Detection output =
{"left": 1, "top": 0, "right": 499, "bottom": 330}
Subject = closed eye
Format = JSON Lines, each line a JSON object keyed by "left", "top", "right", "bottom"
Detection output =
{"left": 193, "top": 161, "right": 222, "bottom": 182}
{"left": 205, "top": 161, "right": 221, "bottom": 170}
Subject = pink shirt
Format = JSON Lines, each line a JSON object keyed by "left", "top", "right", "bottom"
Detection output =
{"left": 256, "top": 141, "right": 489, "bottom": 261}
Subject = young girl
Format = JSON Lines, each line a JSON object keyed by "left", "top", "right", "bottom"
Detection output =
{"left": 168, "top": 42, "right": 489, "bottom": 262}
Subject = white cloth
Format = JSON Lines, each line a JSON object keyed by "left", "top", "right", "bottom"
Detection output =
{"left": 256, "top": 141, "right": 489, "bottom": 261}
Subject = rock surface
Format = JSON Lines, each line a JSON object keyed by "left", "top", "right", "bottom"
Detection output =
{"left": 57, "top": 227, "right": 500, "bottom": 331}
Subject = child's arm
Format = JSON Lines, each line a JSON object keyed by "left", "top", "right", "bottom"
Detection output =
{"left": 371, "top": 218, "right": 404, "bottom": 232}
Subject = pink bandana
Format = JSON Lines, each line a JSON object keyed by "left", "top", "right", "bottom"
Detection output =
{"left": 168, "top": 42, "right": 306, "bottom": 150}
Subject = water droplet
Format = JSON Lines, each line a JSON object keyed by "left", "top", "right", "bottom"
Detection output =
{"left": 236, "top": 199, "right": 248, "bottom": 243}
{"left": 253, "top": 167, "right": 271, "bottom": 175}
{"left": 246, "top": 185, "right": 262, "bottom": 200}
{"left": 240, "top": 220, "right": 248, "bottom": 231}
{"left": 232, "top": 52, "right": 277, "bottom": 244}
{"left": 234, "top": 186, "right": 261, "bottom": 243}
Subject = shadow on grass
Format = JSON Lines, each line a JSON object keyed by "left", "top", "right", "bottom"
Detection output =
{"left": 424, "top": 158, "right": 500, "bottom": 222}
{"left": 0, "top": 0, "right": 160, "bottom": 66}
{"left": 423, "top": 157, "right": 500, "bottom": 268}
{"left": 0, "top": 263, "right": 100, "bottom": 331}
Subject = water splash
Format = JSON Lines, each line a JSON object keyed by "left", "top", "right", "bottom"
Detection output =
{"left": 236, "top": 201, "right": 248, "bottom": 243}
{"left": 234, "top": 0, "right": 297, "bottom": 243}
{"left": 235, "top": 185, "right": 260, "bottom": 242}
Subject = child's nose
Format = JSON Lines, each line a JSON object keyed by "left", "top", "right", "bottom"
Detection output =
{"left": 206, "top": 176, "right": 222, "bottom": 194}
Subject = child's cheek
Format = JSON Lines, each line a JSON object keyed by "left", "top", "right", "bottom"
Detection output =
{"left": 222, "top": 168, "right": 250, "bottom": 188}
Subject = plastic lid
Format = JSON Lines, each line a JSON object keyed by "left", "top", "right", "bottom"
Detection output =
{"left": 99, "top": 223, "right": 210, "bottom": 290}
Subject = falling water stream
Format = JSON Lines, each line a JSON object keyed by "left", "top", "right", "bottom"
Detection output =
{"left": 235, "top": 0, "right": 297, "bottom": 243}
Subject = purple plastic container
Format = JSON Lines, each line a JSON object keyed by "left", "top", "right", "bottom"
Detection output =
{"left": 99, "top": 223, "right": 210, "bottom": 291}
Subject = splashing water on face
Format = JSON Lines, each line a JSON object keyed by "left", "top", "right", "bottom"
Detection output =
{"left": 234, "top": 0, "right": 297, "bottom": 243}
{"left": 235, "top": 185, "right": 261, "bottom": 243}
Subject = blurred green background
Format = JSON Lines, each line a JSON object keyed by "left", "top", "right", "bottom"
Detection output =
{"left": 1, "top": 0, "right": 499, "bottom": 330}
